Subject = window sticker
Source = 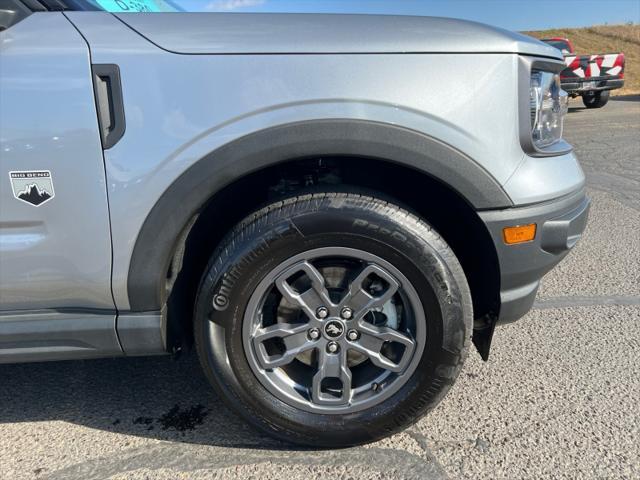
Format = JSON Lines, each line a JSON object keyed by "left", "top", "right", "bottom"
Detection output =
{"left": 95, "top": 0, "right": 162, "bottom": 12}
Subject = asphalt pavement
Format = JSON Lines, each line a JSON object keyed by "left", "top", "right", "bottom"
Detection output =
{"left": 1, "top": 96, "right": 638, "bottom": 480}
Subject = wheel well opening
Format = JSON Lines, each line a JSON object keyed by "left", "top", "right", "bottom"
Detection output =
{"left": 164, "top": 157, "right": 500, "bottom": 357}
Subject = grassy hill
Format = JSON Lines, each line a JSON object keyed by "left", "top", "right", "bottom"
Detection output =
{"left": 525, "top": 24, "right": 640, "bottom": 95}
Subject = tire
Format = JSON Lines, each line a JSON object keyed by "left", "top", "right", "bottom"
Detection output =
{"left": 582, "top": 90, "right": 610, "bottom": 108}
{"left": 194, "top": 192, "right": 472, "bottom": 447}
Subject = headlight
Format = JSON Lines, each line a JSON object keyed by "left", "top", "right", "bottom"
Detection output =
{"left": 530, "top": 71, "right": 568, "bottom": 148}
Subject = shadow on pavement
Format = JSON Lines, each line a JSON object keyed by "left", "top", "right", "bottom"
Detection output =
{"left": 611, "top": 94, "right": 640, "bottom": 102}
{"left": 0, "top": 352, "right": 288, "bottom": 450}
{"left": 0, "top": 353, "right": 448, "bottom": 479}
{"left": 568, "top": 93, "right": 638, "bottom": 113}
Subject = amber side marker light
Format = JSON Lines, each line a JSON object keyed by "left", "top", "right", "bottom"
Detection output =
{"left": 503, "top": 224, "right": 537, "bottom": 245}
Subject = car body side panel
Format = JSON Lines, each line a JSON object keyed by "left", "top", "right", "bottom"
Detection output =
{"left": 65, "top": 12, "right": 585, "bottom": 312}
{"left": 0, "top": 13, "right": 114, "bottom": 311}
{"left": 0, "top": 311, "right": 122, "bottom": 363}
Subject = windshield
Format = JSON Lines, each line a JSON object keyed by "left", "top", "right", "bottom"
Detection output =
{"left": 85, "top": 0, "right": 183, "bottom": 11}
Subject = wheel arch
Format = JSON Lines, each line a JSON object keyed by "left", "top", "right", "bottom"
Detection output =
{"left": 127, "top": 119, "right": 509, "bottom": 356}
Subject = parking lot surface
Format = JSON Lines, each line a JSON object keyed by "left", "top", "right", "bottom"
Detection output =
{"left": 1, "top": 97, "right": 638, "bottom": 480}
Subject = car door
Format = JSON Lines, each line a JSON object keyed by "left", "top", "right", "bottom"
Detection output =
{"left": 0, "top": 10, "right": 120, "bottom": 361}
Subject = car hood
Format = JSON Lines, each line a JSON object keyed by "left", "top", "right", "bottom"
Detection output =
{"left": 115, "top": 13, "right": 562, "bottom": 58}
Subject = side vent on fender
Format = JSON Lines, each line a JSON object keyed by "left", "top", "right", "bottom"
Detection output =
{"left": 92, "top": 64, "right": 126, "bottom": 150}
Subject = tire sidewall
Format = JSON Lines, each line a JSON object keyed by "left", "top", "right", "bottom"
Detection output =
{"left": 194, "top": 195, "right": 472, "bottom": 446}
{"left": 583, "top": 90, "right": 610, "bottom": 108}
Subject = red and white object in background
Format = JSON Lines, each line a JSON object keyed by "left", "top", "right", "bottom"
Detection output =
{"left": 563, "top": 53, "right": 625, "bottom": 79}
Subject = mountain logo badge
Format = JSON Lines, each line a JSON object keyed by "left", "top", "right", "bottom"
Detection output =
{"left": 9, "top": 171, "right": 55, "bottom": 207}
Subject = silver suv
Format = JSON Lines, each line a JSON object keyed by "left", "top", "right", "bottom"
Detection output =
{"left": 0, "top": 2, "right": 589, "bottom": 447}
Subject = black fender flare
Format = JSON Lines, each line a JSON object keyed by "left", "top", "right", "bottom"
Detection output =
{"left": 127, "top": 119, "right": 512, "bottom": 311}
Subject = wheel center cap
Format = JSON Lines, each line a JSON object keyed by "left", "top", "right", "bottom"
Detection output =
{"left": 324, "top": 320, "right": 345, "bottom": 339}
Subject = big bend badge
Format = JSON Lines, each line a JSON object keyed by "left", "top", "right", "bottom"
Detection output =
{"left": 9, "top": 171, "right": 55, "bottom": 207}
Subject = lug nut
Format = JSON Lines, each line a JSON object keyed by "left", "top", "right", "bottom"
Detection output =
{"left": 316, "top": 306, "right": 329, "bottom": 319}
{"left": 340, "top": 307, "right": 353, "bottom": 320}
{"left": 308, "top": 328, "right": 320, "bottom": 340}
{"left": 326, "top": 341, "right": 339, "bottom": 353}
{"left": 346, "top": 329, "right": 359, "bottom": 341}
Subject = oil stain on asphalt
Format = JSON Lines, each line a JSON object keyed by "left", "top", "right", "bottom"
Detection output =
{"left": 158, "top": 404, "right": 209, "bottom": 432}
{"left": 130, "top": 405, "right": 209, "bottom": 433}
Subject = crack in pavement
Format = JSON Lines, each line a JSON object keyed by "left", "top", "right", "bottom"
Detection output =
{"left": 405, "top": 427, "right": 449, "bottom": 472}
{"left": 534, "top": 295, "right": 640, "bottom": 309}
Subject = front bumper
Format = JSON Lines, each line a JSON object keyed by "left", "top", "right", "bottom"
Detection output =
{"left": 561, "top": 77, "right": 624, "bottom": 95}
{"left": 479, "top": 188, "right": 590, "bottom": 324}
